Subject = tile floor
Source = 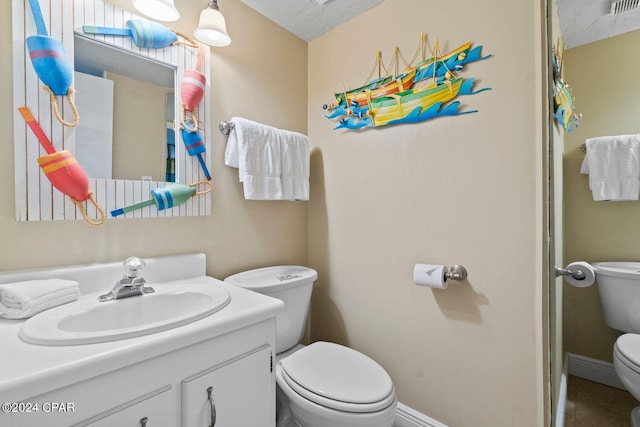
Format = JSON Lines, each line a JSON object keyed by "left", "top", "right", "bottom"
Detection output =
{"left": 565, "top": 375, "right": 638, "bottom": 426}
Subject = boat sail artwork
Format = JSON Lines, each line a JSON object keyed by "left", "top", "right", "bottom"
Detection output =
{"left": 323, "top": 35, "right": 492, "bottom": 131}
{"left": 552, "top": 39, "right": 581, "bottom": 132}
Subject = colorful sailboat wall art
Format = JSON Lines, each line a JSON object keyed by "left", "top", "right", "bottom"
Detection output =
{"left": 552, "top": 38, "right": 581, "bottom": 132}
{"left": 323, "top": 35, "right": 492, "bottom": 131}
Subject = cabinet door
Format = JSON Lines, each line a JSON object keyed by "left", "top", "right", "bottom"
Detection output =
{"left": 182, "top": 345, "right": 273, "bottom": 427}
{"left": 83, "top": 387, "right": 173, "bottom": 427}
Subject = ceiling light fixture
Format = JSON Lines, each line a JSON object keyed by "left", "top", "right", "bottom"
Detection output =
{"left": 132, "top": 0, "right": 180, "bottom": 22}
{"left": 194, "top": 0, "right": 231, "bottom": 47}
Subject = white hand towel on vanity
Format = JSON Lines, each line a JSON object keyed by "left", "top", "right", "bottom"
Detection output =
{"left": 224, "top": 117, "right": 309, "bottom": 201}
{"left": 585, "top": 134, "right": 640, "bottom": 201}
{"left": 0, "top": 279, "right": 80, "bottom": 319}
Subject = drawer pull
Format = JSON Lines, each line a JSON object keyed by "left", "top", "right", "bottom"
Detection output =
{"left": 140, "top": 417, "right": 148, "bottom": 427}
{"left": 207, "top": 386, "right": 216, "bottom": 427}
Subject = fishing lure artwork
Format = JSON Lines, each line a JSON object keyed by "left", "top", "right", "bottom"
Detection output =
{"left": 111, "top": 182, "right": 212, "bottom": 217}
{"left": 181, "top": 129, "right": 212, "bottom": 181}
{"left": 181, "top": 45, "right": 207, "bottom": 132}
{"left": 82, "top": 20, "right": 198, "bottom": 49}
{"left": 18, "top": 107, "right": 105, "bottom": 226}
{"left": 25, "top": 0, "right": 79, "bottom": 127}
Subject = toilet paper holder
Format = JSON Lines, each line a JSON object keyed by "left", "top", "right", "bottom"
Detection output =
{"left": 554, "top": 265, "right": 586, "bottom": 280}
{"left": 446, "top": 265, "right": 468, "bottom": 281}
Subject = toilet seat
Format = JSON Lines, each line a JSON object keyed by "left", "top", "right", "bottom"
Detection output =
{"left": 615, "top": 334, "right": 640, "bottom": 375}
{"left": 279, "top": 341, "right": 395, "bottom": 413}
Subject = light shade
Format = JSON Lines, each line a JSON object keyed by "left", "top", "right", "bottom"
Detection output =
{"left": 133, "top": 0, "right": 180, "bottom": 22}
{"left": 194, "top": 2, "right": 231, "bottom": 47}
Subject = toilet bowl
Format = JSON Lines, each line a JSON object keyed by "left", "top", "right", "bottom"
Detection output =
{"left": 593, "top": 262, "right": 640, "bottom": 426}
{"left": 277, "top": 341, "right": 397, "bottom": 427}
{"left": 614, "top": 334, "right": 640, "bottom": 427}
{"left": 225, "top": 266, "right": 397, "bottom": 427}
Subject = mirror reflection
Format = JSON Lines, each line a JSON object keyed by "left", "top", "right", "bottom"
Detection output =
{"left": 73, "top": 34, "right": 176, "bottom": 182}
{"left": 552, "top": 0, "right": 640, "bottom": 420}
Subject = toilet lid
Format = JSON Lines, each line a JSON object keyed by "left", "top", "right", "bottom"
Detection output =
{"left": 280, "top": 341, "right": 395, "bottom": 412}
{"left": 616, "top": 334, "right": 640, "bottom": 373}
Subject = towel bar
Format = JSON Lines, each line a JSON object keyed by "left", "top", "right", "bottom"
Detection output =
{"left": 219, "top": 121, "right": 235, "bottom": 135}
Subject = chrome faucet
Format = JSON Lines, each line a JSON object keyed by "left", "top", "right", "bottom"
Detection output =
{"left": 98, "top": 257, "right": 155, "bottom": 302}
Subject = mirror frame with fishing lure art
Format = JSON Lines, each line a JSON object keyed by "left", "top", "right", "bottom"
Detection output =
{"left": 12, "top": 0, "right": 212, "bottom": 222}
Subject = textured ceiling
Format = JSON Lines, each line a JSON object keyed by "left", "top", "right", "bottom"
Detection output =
{"left": 238, "top": 0, "right": 640, "bottom": 48}
{"left": 238, "top": 0, "right": 385, "bottom": 41}
{"left": 556, "top": 0, "right": 640, "bottom": 48}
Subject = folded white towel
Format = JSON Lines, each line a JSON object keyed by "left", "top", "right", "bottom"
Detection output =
{"left": 224, "top": 117, "right": 309, "bottom": 201}
{"left": 0, "top": 279, "right": 80, "bottom": 319}
{"left": 585, "top": 134, "right": 640, "bottom": 201}
{"left": 280, "top": 131, "right": 310, "bottom": 201}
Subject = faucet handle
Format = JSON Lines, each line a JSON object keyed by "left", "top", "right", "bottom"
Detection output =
{"left": 123, "top": 256, "right": 145, "bottom": 278}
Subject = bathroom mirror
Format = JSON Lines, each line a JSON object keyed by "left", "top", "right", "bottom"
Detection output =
{"left": 73, "top": 34, "right": 176, "bottom": 182}
{"left": 549, "top": 1, "right": 640, "bottom": 424}
{"left": 12, "top": 0, "right": 211, "bottom": 221}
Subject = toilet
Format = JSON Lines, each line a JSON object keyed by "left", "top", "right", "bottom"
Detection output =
{"left": 593, "top": 262, "right": 640, "bottom": 427}
{"left": 224, "top": 266, "right": 397, "bottom": 427}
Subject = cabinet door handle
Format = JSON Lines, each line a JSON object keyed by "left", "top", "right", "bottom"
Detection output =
{"left": 207, "top": 386, "right": 216, "bottom": 427}
{"left": 140, "top": 417, "right": 148, "bottom": 427}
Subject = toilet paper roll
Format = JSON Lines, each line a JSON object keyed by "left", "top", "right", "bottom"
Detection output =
{"left": 413, "top": 264, "right": 449, "bottom": 289}
{"left": 564, "top": 261, "right": 595, "bottom": 288}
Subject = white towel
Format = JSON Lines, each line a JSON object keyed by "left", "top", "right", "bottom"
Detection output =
{"left": 0, "top": 279, "right": 80, "bottom": 319}
{"left": 280, "top": 131, "right": 310, "bottom": 200}
{"left": 224, "top": 117, "right": 309, "bottom": 201}
{"left": 585, "top": 134, "right": 640, "bottom": 201}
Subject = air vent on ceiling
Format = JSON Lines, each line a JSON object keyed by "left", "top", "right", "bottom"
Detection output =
{"left": 611, "top": 0, "right": 640, "bottom": 15}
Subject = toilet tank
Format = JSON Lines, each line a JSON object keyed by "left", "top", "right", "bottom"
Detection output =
{"left": 224, "top": 266, "right": 317, "bottom": 353}
{"left": 593, "top": 262, "right": 640, "bottom": 333}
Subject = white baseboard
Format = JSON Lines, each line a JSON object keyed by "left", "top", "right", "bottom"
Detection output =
{"left": 394, "top": 402, "right": 448, "bottom": 427}
{"left": 567, "top": 352, "right": 626, "bottom": 390}
{"left": 393, "top": 354, "right": 621, "bottom": 427}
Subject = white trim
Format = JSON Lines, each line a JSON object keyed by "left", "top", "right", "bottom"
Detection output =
{"left": 567, "top": 352, "right": 626, "bottom": 390}
{"left": 554, "top": 353, "right": 569, "bottom": 427}
{"left": 394, "top": 402, "right": 448, "bottom": 427}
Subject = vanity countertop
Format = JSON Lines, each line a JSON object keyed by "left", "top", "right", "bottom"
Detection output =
{"left": 0, "top": 276, "right": 283, "bottom": 404}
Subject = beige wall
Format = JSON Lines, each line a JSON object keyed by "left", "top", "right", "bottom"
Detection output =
{"left": 1, "top": 0, "right": 308, "bottom": 278}
{"left": 563, "top": 30, "right": 640, "bottom": 362}
{"left": 307, "top": 0, "right": 547, "bottom": 425}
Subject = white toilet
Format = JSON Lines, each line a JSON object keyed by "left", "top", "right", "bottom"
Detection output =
{"left": 225, "top": 266, "right": 397, "bottom": 427}
{"left": 593, "top": 262, "right": 640, "bottom": 427}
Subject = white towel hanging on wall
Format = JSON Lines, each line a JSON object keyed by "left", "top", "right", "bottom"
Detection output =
{"left": 581, "top": 134, "right": 640, "bottom": 201}
{"left": 224, "top": 117, "right": 310, "bottom": 201}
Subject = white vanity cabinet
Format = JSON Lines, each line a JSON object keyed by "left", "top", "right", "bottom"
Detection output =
{"left": 0, "top": 256, "right": 282, "bottom": 427}
{"left": 182, "top": 345, "right": 272, "bottom": 426}
{"left": 82, "top": 387, "right": 173, "bottom": 427}
{"left": 4, "top": 320, "right": 276, "bottom": 427}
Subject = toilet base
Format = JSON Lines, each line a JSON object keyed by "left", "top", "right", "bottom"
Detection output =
{"left": 632, "top": 406, "right": 640, "bottom": 427}
{"left": 277, "top": 384, "right": 301, "bottom": 427}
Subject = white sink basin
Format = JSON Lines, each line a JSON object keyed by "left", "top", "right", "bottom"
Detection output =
{"left": 19, "top": 284, "right": 231, "bottom": 345}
